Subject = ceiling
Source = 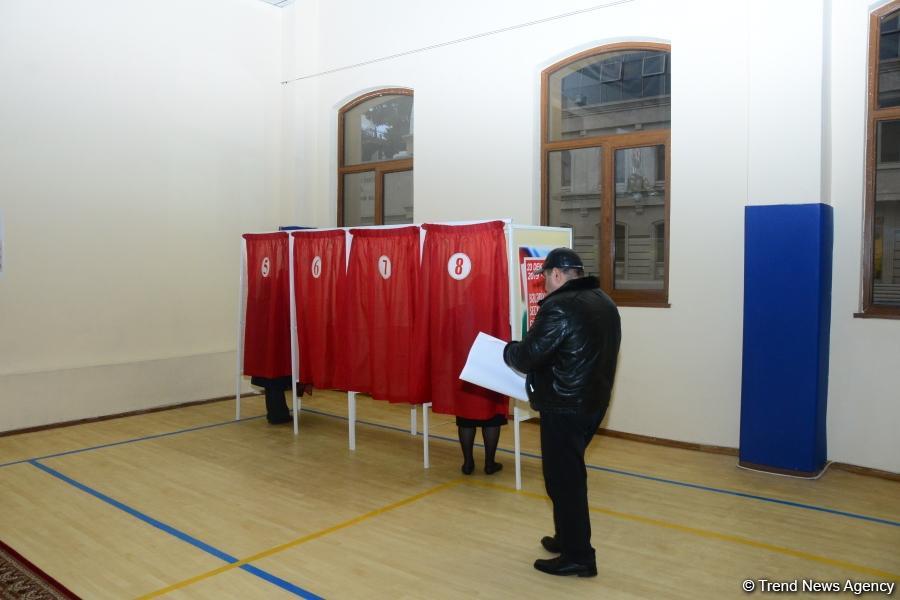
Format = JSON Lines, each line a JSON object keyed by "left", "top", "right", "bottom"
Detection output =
{"left": 258, "top": 0, "right": 293, "bottom": 6}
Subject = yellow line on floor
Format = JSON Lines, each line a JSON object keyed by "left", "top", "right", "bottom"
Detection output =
{"left": 135, "top": 478, "right": 464, "bottom": 599}
{"left": 466, "top": 480, "right": 900, "bottom": 582}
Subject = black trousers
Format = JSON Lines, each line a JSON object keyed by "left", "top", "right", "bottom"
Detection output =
{"left": 539, "top": 408, "right": 606, "bottom": 563}
{"left": 250, "top": 376, "right": 291, "bottom": 423}
{"left": 263, "top": 387, "right": 290, "bottom": 422}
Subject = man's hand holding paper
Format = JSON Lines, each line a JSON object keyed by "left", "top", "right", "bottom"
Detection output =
{"left": 459, "top": 332, "right": 528, "bottom": 401}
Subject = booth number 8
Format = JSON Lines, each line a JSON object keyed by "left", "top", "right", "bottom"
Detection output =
{"left": 448, "top": 253, "right": 472, "bottom": 280}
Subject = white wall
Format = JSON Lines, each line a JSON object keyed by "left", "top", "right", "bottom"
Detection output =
{"left": 282, "top": 0, "right": 748, "bottom": 449}
{"left": 283, "top": 0, "right": 900, "bottom": 473}
{"left": 0, "top": 0, "right": 282, "bottom": 430}
{"left": 828, "top": 0, "right": 900, "bottom": 473}
{"left": 747, "top": 0, "right": 827, "bottom": 206}
{"left": 281, "top": 0, "right": 320, "bottom": 228}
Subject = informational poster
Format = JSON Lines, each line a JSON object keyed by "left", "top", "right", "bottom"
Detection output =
{"left": 521, "top": 256, "right": 546, "bottom": 331}
{"left": 507, "top": 226, "right": 572, "bottom": 420}
{"left": 508, "top": 226, "right": 572, "bottom": 341}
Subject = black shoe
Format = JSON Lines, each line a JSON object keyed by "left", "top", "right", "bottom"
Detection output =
{"left": 541, "top": 535, "right": 561, "bottom": 554}
{"left": 461, "top": 460, "right": 475, "bottom": 475}
{"left": 267, "top": 415, "right": 292, "bottom": 424}
{"left": 484, "top": 462, "right": 503, "bottom": 475}
{"left": 533, "top": 556, "right": 597, "bottom": 578}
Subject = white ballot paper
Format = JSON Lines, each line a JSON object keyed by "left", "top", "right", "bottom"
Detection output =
{"left": 459, "top": 332, "right": 528, "bottom": 401}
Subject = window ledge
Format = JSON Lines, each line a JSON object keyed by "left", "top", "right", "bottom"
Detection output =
{"left": 854, "top": 310, "right": 900, "bottom": 320}
{"left": 616, "top": 301, "right": 671, "bottom": 309}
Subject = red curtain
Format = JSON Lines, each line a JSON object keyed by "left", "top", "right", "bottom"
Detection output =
{"left": 292, "top": 230, "right": 347, "bottom": 390}
{"left": 242, "top": 232, "right": 292, "bottom": 379}
{"left": 338, "top": 227, "right": 423, "bottom": 403}
{"left": 417, "top": 221, "right": 510, "bottom": 420}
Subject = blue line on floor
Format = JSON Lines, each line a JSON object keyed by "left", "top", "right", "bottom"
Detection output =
{"left": 300, "top": 407, "right": 900, "bottom": 529}
{"left": 7, "top": 402, "right": 898, "bottom": 530}
{"left": 0, "top": 415, "right": 265, "bottom": 469}
{"left": 578, "top": 462, "right": 900, "bottom": 528}
{"left": 30, "top": 460, "right": 323, "bottom": 600}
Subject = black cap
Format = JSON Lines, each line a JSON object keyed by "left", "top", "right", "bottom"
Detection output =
{"left": 534, "top": 247, "right": 583, "bottom": 274}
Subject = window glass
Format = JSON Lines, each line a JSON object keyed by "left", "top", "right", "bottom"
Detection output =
{"left": 384, "top": 170, "right": 414, "bottom": 225}
{"left": 548, "top": 50, "right": 671, "bottom": 141}
{"left": 873, "top": 120, "right": 900, "bottom": 305}
{"left": 342, "top": 171, "right": 375, "bottom": 226}
{"left": 613, "top": 145, "right": 666, "bottom": 291}
{"left": 615, "top": 223, "right": 626, "bottom": 281}
{"left": 548, "top": 147, "right": 602, "bottom": 276}
{"left": 655, "top": 222, "right": 666, "bottom": 266}
{"left": 880, "top": 12, "right": 900, "bottom": 108}
{"left": 344, "top": 95, "right": 414, "bottom": 165}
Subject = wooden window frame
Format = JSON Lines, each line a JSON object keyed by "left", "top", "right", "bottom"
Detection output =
{"left": 337, "top": 88, "right": 413, "bottom": 226}
{"left": 861, "top": 3, "right": 900, "bottom": 319}
{"left": 541, "top": 42, "right": 671, "bottom": 308}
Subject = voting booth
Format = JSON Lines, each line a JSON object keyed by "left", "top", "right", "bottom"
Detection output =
{"left": 236, "top": 221, "right": 571, "bottom": 488}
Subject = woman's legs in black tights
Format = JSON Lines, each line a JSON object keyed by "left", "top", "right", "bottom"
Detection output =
{"left": 483, "top": 425, "right": 503, "bottom": 474}
{"left": 458, "top": 426, "right": 476, "bottom": 474}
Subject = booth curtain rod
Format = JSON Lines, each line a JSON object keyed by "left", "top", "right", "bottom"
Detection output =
{"left": 280, "top": 0, "right": 637, "bottom": 85}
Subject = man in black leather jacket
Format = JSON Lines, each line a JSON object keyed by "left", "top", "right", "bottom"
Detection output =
{"left": 503, "top": 247, "right": 621, "bottom": 578}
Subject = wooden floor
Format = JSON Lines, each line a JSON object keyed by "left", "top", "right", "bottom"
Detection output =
{"left": 0, "top": 391, "right": 898, "bottom": 599}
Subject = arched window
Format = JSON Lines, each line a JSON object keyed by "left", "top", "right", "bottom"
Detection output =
{"left": 864, "top": 4, "right": 900, "bottom": 316}
{"left": 338, "top": 89, "right": 413, "bottom": 226}
{"left": 542, "top": 43, "right": 670, "bottom": 307}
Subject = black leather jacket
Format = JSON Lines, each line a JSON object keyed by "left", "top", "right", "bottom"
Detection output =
{"left": 503, "top": 276, "right": 620, "bottom": 415}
